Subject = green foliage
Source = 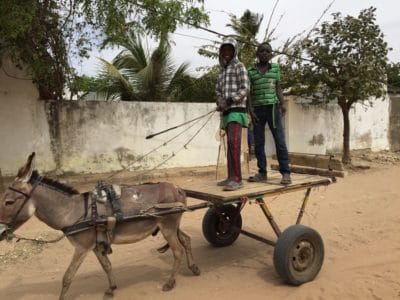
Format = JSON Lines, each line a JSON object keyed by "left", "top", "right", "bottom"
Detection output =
{"left": 282, "top": 7, "right": 389, "bottom": 163}
{"left": 88, "top": 31, "right": 214, "bottom": 102}
{"left": 387, "top": 62, "right": 400, "bottom": 93}
{"left": 68, "top": 75, "right": 108, "bottom": 100}
{"left": 0, "top": 1, "right": 68, "bottom": 99}
{"left": 198, "top": 9, "right": 262, "bottom": 68}
{"left": 284, "top": 7, "right": 388, "bottom": 103}
{"left": 176, "top": 67, "right": 218, "bottom": 102}
{"left": 227, "top": 9, "right": 263, "bottom": 67}
{"left": 0, "top": 0, "right": 209, "bottom": 100}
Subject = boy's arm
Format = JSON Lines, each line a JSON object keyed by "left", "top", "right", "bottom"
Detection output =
{"left": 275, "top": 64, "right": 287, "bottom": 115}
{"left": 276, "top": 82, "right": 287, "bottom": 115}
{"left": 215, "top": 74, "right": 226, "bottom": 111}
{"left": 231, "top": 63, "right": 250, "bottom": 103}
{"left": 215, "top": 75, "right": 222, "bottom": 99}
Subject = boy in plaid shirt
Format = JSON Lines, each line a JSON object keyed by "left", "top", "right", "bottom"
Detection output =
{"left": 216, "top": 37, "right": 250, "bottom": 191}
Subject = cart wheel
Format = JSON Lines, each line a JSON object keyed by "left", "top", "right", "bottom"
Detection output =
{"left": 202, "top": 204, "right": 242, "bottom": 247}
{"left": 273, "top": 224, "right": 324, "bottom": 285}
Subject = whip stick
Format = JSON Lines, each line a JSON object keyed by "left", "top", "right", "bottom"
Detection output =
{"left": 145, "top": 109, "right": 215, "bottom": 139}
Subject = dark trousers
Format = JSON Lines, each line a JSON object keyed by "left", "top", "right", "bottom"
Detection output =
{"left": 226, "top": 122, "right": 242, "bottom": 183}
{"left": 253, "top": 105, "right": 290, "bottom": 175}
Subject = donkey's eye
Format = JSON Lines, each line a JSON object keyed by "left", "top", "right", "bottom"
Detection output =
{"left": 5, "top": 200, "right": 15, "bottom": 206}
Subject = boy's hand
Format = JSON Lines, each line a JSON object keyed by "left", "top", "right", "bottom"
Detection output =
{"left": 216, "top": 96, "right": 227, "bottom": 111}
{"left": 279, "top": 102, "right": 287, "bottom": 116}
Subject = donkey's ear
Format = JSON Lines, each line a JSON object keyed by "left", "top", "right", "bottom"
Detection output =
{"left": 16, "top": 152, "right": 36, "bottom": 183}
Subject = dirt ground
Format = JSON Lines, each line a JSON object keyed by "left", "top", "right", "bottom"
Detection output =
{"left": 1, "top": 150, "right": 400, "bottom": 300}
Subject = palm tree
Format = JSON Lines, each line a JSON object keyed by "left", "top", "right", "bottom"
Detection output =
{"left": 198, "top": 10, "right": 263, "bottom": 68}
{"left": 227, "top": 9, "right": 263, "bottom": 41}
{"left": 227, "top": 9, "right": 263, "bottom": 67}
{"left": 96, "top": 31, "right": 192, "bottom": 101}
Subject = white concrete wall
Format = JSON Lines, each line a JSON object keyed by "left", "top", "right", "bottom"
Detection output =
{"left": 56, "top": 101, "right": 220, "bottom": 174}
{"left": 0, "top": 59, "right": 55, "bottom": 175}
{"left": 285, "top": 96, "right": 390, "bottom": 154}
{"left": 0, "top": 64, "right": 391, "bottom": 176}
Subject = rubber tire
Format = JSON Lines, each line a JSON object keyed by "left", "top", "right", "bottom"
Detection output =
{"left": 273, "top": 224, "right": 324, "bottom": 285}
{"left": 202, "top": 204, "right": 242, "bottom": 247}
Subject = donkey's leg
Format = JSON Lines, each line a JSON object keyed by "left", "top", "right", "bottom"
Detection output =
{"left": 160, "top": 226, "right": 184, "bottom": 291}
{"left": 178, "top": 229, "right": 201, "bottom": 276}
{"left": 60, "top": 248, "right": 89, "bottom": 300}
{"left": 93, "top": 246, "right": 117, "bottom": 296}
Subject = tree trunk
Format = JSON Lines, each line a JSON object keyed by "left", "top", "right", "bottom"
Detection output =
{"left": 0, "top": 169, "right": 4, "bottom": 194}
{"left": 340, "top": 103, "right": 351, "bottom": 164}
{"left": 45, "top": 100, "right": 63, "bottom": 173}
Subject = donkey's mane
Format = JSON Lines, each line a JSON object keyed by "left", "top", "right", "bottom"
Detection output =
{"left": 30, "top": 170, "right": 80, "bottom": 195}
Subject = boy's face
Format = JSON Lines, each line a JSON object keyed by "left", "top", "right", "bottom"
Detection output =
{"left": 220, "top": 44, "right": 235, "bottom": 65}
{"left": 257, "top": 44, "right": 273, "bottom": 63}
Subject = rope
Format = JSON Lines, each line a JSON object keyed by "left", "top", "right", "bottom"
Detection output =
{"left": 105, "top": 110, "right": 215, "bottom": 181}
{"left": 143, "top": 110, "right": 216, "bottom": 173}
{"left": 10, "top": 233, "right": 65, "bottom": 244}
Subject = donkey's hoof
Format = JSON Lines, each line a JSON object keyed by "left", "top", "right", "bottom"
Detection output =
{"left": 157, "top": 243, "right": 170, "bottom": 253}
{"left": 190, "top": 264, "right": 201, "bottom": 276}
{"left": 162, "top": 279, "right": 176, "bottom": 291}
{"left": 105, "top": 285, "right": 117, "bottom": 296}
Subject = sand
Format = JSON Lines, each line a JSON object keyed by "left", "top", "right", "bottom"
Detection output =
{"left": 1, "top": 157, "right": 400, "bottom": 300}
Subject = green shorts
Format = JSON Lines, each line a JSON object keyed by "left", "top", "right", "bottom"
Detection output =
{"left": 222, "top": 111, "right": 249, "bottom": 129}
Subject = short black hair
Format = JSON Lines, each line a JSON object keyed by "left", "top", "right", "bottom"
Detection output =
{"left": 257, "top": 42, "right": 272, "bottom": 52}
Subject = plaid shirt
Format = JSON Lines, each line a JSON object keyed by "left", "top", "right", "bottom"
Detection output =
{"left": 216, "top": 58, "right": 250, "bottom": 109}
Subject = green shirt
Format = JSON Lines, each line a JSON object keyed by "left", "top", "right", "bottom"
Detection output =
{"left": 248, "top": 63, "right": 280, "bottom": 106}
{"left": 222, "top": 112, "right": 248, "bottom": 129}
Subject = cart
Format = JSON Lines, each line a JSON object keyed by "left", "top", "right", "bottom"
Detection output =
{"left": 180, "top": 170, "right": 334, "bottom": 286}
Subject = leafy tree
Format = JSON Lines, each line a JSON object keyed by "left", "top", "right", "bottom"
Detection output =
{"left": 0, "top": 0, "right": 209, "bottom": 100}
{"left": 282, "top": 7, "right": 389, "bottom": 164}
{"left": 387, "top": 62, "right": 400, "bottom": 93}
{"left": 177, "top": 67, "right": 218, "bottom": 102}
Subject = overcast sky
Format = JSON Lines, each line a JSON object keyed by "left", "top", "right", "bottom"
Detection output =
{"left": 77, "top": 0, "right": 400, "bottom": 76}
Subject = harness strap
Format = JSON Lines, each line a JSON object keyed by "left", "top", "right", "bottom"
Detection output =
{"left": 90, "top": 193, "right": 98, "bottom": 225}
{"left": 7, "top": 176, "right": 43, "bottom": 229}
{"left": 8, "top": 187, "right": 30, "bottom": 198}
{"left": 83, "top": 192, "right": 89, "bottom": 219}
{"left": 105, "top": 185, "right": 123, "bottom": 222}
{"left": 61, "top": 205, "right": 189, "bottom": 236}
{"left": 94, "top": 181, "right": 123, "bottom": 222}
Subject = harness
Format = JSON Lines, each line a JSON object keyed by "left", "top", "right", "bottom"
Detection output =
{"left": 5, "top": 176, "right": 43, "bottom": 236}
{"left": 3, "top": 177, "right": 189, "bottom": 250}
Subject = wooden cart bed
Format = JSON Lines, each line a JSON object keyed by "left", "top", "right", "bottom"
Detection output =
{"left": 181, "top": 170, "right": 333, "bottom": 204}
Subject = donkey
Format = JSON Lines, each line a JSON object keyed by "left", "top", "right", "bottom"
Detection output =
{"left": 0, "top": 153, "right": 200, "bottom": 299}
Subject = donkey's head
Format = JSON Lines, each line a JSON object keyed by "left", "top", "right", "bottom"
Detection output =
{"left": 0, "top": 152, "right": 37, "bottom": 241}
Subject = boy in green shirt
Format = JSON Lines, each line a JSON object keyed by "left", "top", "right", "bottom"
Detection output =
{"left": 247, "top": 43, "right": 291, "bottom": 185}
